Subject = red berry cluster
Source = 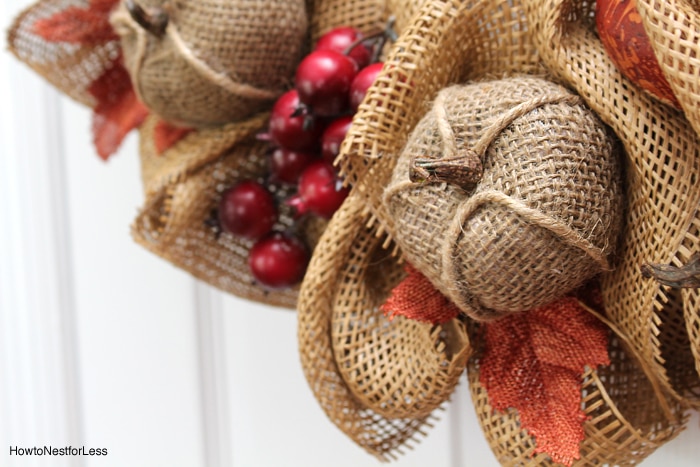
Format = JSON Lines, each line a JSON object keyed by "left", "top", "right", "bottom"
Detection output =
{"left": 216, "top": 24, "right": 391, "bottom": 290}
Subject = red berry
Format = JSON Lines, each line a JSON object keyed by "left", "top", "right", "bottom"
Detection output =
{"left": 287, "top": 161, "right": 350, "bottom": 219}
{"left": 269, "top": 90, "right": 324, "bottom": 151}
{"left": 349, "top": 62, "right": 384, "bottom": 111}
{"left": 269, "top": 147, "right": 318, "bottom": 184}
{"left": 321, "top": 116, "right": 353, "bottom": 164}
{"left": 315, "top": 26, "right": 372, "bottom": 69}
{"left": 218, "top": 181, "right": 277, "bottom": 240}
{"left": 295, "top": 50, "right": 358, "bottom": 117}
{"left": 248, "top": 232, "right": 310, "bottom": 288}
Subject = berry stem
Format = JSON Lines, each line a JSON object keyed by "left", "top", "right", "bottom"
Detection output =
{"left": 342, "top": 15, "right": 397, "bottom": 63}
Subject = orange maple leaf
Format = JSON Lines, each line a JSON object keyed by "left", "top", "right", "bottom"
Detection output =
{"left": 479, "top": 296, "right": 610, "bottom": 466}
{"left": 32, "top": 0, "right": 119, "bottom": 44}
{"left": 89, "top": 61, "right": 149, "bottom": 160}
{"left": 153, "top": 120, "right": 194, "bottom": 155}
{"left": 380, "top": 264, "right": 461, "bottom": 324}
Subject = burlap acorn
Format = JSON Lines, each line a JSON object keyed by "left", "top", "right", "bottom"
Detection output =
{"left": 523, "top": 0, "right": 700, "bottom": 405}
{"left": 109, "top": 0, "right": 309, "bottom": 127}
{"left": 297, "top": 191, "right": 471, "bottom": 459}
{"left": 383, "top": 76, "right": 624, "bottom": 321}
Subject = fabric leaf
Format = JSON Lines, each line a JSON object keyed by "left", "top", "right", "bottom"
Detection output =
{"left": 154, "top": 120, "right": 194, "bottom": 155}
{"left": 381, "top": 264, "right": 460, "bottom": 324}
{"left": 89, "top": 61, "right": 149, "bottom": 160}
{"left": 479, "top": 296, "right": 610, "bottom": 466}
{"left": 32, "top": 0, "right": 119, "bottom": 44}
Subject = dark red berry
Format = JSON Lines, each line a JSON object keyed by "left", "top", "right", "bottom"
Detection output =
{"left": 315, "top": 26, "right": 372, "bottom": 69}
{"left": 321, "top": 116, "right": 353, "bottom": 164}
{"left": 269, "top": 90, "right": 324, "bottom": 151}
{"left": 269, "top": 147, "right": 318, "bottom": 185}
{"left": 286, "top": 161, "right": 350, "bottom": 219}
{"left": 218, "top": 181, "right": 277, "bottom": 240}
{"left": 349, "top": 62, "right": 384, "bottom": 111}
{"left": 295, "top": 50, "right": 358, "bottom": 117}
{"left": 248, "top": 232, "right": 310, "bottom": 288}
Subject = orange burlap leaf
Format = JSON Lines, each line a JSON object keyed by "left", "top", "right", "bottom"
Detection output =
{"left": 479, "top": 296, "right": 610, "bottom": 466}
{"left": 32, "top": 0, "right": 119, "bottom": 44}
{"left": 89, "top": 61, "right": 149, "bottom": 160}
{"left": 380, "top": 264, "right": 461, "bottom": 324}
{"left": 153, "top": 120, "right": 194, "bottom": 155}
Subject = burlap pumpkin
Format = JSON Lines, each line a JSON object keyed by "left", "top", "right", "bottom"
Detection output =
{"left": 109, "top": 0, "right": 309, "bottom": 127}
{"left": 383, "top": 76, "right": 624, "bottom": 321}
{"left": 297, "top": 191, "right": 471, "bottom": 459}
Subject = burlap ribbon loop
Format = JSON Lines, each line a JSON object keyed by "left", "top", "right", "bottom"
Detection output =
{"left": 523, "top": 0, "right": 700, "bottom": 405}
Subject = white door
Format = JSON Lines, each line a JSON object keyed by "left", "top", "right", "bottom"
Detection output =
{"left": 1, "top": 1, "right": 698, "bottom": 466}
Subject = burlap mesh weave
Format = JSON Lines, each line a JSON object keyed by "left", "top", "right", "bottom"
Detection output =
{"left": 297, "top": 192, "right": 471, "bottom": 459}
{"left": 109, "top": 0, "right": 309, "bottom": 127}
{"left": 384, "top": 77, "right": 624, "bottom": 321}
{"left": 468, "top": 329, "right": 686, "bottom": 466}
{"left": 522, "top": 0, "right": 700, "bottom": 405}
{"left": 7, "top": 0, "right": 121, "bottom": 107}
{"left": 132, "top": 113, "right": 329, "bottom": 308}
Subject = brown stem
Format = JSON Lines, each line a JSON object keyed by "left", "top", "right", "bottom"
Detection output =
{"left": 409, "top": 150, "right": 483, "bottom": 191}
{"left": 641, "top": 253, "right": 700, "bottom": 288}
{"left": 125, "top": 0, "right": 168, "bottom": 37}
{"left": 342, "top": 15, "right": 397, "bottom": 63}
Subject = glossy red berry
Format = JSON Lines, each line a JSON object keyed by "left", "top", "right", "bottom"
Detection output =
{"left": 268, "top": 90, "right": 324, "bottom": 151}
{"left": 269, "top": 147, "right": 318, "bottom": 185}
{"left": 321, "top": 116, "right": 353, "bottom": 164}
{"left": 295, "top": 50, "right": 358, "bottom": 117}
{"left": 218, "top": 181, "right": 277, "bottom": 240}
{"left": 315, "top": 26, "right": 372, "bottom": 69}
{"left": 248, "top": 232, "right": 310, "bottom": 288}
{"left": 349, "top": 62, "right": 384, "bottom": 111}
{"left": 286, "top": 161, "right": 350, "bottom": 219}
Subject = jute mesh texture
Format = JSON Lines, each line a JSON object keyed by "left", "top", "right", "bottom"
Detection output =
{"left": 383, "top": 76, "right": 624, "bottom": 321}
{"left": 297, "top": 191, "right": 471, "bottom": 460}
{"left": 7, "top": 0, "right": 121, "bottom": 107}
{"left": 132, "top": 113, "right": 325, "bottom": 309}
{"left": 334, "top": 0, "right": 700, "bottom": 406}
{"left": 110, "top": 0, "right": 309, "bottom": 127}
{"left": 523, "top": 0, "right": 700, "bottom": 406}
{"left": 468, "top": 329, "right": 686, "bottom": 466}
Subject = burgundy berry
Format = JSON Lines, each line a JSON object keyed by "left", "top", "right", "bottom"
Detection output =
{"left": 218, "top": 181, "right": 277, "bottom": 240}
{"left": 315, "top": 26, "right": 371, "bottom": 69}
{"left": 349, "top": 62, "right": 384, "bottom": 112}
{"left": 269, "top": 147, "right": 318, "bottom": 185}
{"left": 248, "top": 232, "right": 310, "bottom": 289}
{"left": 286, "top": 161, "right": 350, "bottom": 219}
{"left": 269, "top": 90, "right": 324, "bottom": 151}
{"left": 295, "top": 50, "right": 358, "bottom": 117}
{"left": 321, "top": 116, "right": 353, "bottom": 164}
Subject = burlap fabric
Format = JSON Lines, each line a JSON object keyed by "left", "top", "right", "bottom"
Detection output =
{"left": 468, "top": 328, "right": 685, "bottom": 466}
{"left": 7, "top": 0, "right": 121, "bottom": 107}
{"left": 522, "top": 0, "right": 700, "bottom": 405}
{"left": 384, "top": 77, "right": 624, "bottom": 321}
{"left": 132, "top": 113, "right": 328, "bottom": 308}
{"left": 109, "top": 0, "right": 308, "bottom": 127}
{"left": 297, "top": 191, "right": 471, "bottom": 459}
